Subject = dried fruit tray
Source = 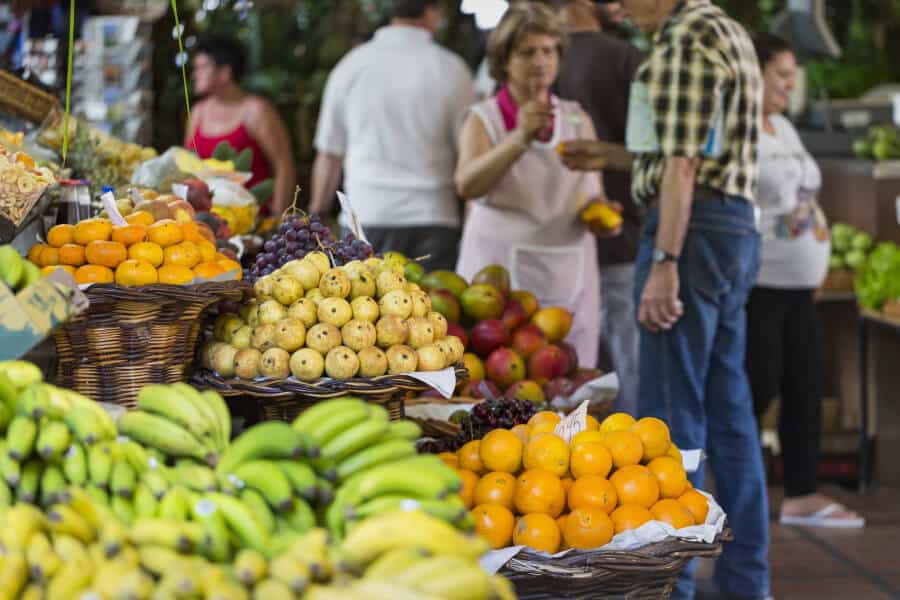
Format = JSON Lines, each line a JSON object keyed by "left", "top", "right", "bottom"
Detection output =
{"left": 501, "top": 527, "right": 732, "bottom": 599}
{"left": 191, "top": 364, "right": 469, "bottom": 423}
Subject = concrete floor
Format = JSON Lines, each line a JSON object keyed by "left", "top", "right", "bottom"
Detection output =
{"left": 698, "top": 485, "right": 900, "bottom": 599}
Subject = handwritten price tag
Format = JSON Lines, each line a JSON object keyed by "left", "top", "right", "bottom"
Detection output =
{"left": 336, "top": 190, "right": 368, "bottom": 242}
{"left": 553, "top": 399, "right": 589, "bottom": 444}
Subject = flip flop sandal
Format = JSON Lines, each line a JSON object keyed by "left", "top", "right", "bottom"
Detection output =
{"left": 780, "top": 503, "right": 866, "bottom": 529}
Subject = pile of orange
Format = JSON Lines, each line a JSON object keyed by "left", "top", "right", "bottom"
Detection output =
{"left": 444, "top": 411, "right": 709, "bottom": 554}
{"left": 29, "top": 217, "right": 241, "bottom": 287}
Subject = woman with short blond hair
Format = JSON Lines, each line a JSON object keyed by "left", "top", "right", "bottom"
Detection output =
{"left": 455, "top": 2, "right": 618, "bottom": 367}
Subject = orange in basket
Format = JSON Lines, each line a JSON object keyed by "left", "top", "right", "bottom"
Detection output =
{"left": 85, "top": 241, "right": 127, "bottom": 269}
{"left": 472, "top": 504, "right": 515, "bottom": 549}
{"left": 47, "top": 224, "right": 76, "bottom": 247}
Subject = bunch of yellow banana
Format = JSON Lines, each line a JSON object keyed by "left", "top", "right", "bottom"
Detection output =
{"left": 290, "top": 397, "right": 467, "bottom": 539}
{"left": 296, "top": 510, "right": 512, "bottom": 600}
{"left": 0, "top": 491, "right": 331, "bottom": 600}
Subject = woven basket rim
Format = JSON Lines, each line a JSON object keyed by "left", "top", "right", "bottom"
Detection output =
{"left": 501, "top": 526, "right": 732, "bottom": 576}
{"left": 80, "top": 280, "right": 250, "bottom": 303}
{"left": 193, "top": 364, "right": 469, "bottom": 399}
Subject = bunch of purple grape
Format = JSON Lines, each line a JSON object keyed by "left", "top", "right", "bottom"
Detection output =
{"left": 246, "top": 214, "right": 374, "bottom": 282}
{"left": 417, "top": 398, "right": 541, "bottom": 453}
{"left": 331, "top": 234, "right": 376, "bottom": 264}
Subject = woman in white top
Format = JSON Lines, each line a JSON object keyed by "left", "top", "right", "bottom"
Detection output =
{"left": 746, "top": 33, "right": 863, "bottom": 528}
{"left": 454, "top": 2, "right": 620, "bottom": 368}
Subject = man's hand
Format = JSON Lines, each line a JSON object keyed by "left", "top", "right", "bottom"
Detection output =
{"left": 638, "top": 263, "right": 684, "bottom": 332}
{"left": 559, "top": 139, "right": 633, "bottom": 172}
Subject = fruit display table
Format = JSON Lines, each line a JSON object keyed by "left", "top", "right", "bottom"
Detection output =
{"left": 815, "top": 157, "right": 900, "bottom": 489}
{"left": 856, "top": 307, "right": 900, "bottom": 490}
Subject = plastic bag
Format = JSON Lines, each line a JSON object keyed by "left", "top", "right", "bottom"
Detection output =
{"left": 207, "top": 177, "right": 258, "bottom": 235}
{"left": 130, "top": 147, "right": 190, "bottom": 190}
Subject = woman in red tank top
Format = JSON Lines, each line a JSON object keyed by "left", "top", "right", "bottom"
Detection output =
{"left": 185, "top": 36, "right": 296, "bottom": 216}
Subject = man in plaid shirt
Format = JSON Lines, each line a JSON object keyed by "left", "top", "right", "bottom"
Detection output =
{"left": 563, "top": 1, "right": 770, "bottom": 598}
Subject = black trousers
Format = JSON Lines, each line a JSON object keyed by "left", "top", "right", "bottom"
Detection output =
{"left": 745, "top": 286, "right": 823, "bottom": 498}
{"left": 341, "top": 226, "right": 460, "bottom": 272}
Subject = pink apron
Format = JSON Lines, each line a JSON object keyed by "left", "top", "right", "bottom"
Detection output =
{"left": 456, "top": 96, "right": 601, "bottom": 367}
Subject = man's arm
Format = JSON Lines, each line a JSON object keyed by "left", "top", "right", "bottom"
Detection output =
{"left": 309, "top": 152, "right": 344, "bottom": 215}
{"left": 637, "top": 35, "right": 727, "bottom": 331}
{"left": 637, "top": 156, "right": 698, "bottom": 332}
{"left": 655, "top": 156, "right": 697, "bottom": 258}
{"left": 245, "top": 98, "right": 297, "bottom": 214}
{"left": 560, "top": 140, "right": 634, "bottom": 172}
{"left": 310, "top": 62, "right": 349, "bottom": 216}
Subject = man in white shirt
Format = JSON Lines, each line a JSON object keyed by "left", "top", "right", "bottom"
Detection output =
{"left": 310, "top": 0, "right": 476, "bottom": 270}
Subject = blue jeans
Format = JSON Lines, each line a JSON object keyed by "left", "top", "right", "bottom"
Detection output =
{"left": 634, "top": 197, "right": 770, "bottom": 600}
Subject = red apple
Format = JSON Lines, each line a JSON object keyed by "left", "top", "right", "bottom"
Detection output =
{"left": 183, "top": 178, "right": 213, "bottom": 212}
{"left": 500, "top": 300, "right": 528, "bottom": 331}
{"left": 544, "top": 377, "right": 575, "bottom": 401}
{"left": 572, "top": 368, "right": 604, "bottom": 389}
{"left": 429, "top": 288, "right": 462, "bottom": 324}
{"left": 504, "top": 380, "right": 546, "bottom": 404}
{"left": 511, "top": 324, "right": 548, "bottom": 359}
{"left": 557, "top": 341, "right": 580, "bottom": 376}
{"left": 528, "top": 344, "right": 568, "bottom": 383}
{"left": 458, "top": 379, "right": 501, "bottom": 400}
{"left": 446, "top": 322, "right": 469, "bottom": 349}
{"left": 485, "top": 347, "right": 526, "bottom": 390}
{"left": 470, "top": 320, "right": 510, "bottom": 357}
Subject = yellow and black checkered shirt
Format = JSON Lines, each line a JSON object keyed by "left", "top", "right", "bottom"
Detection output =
{"left": 631, "top": 0, "right": 763, "bottom": 205}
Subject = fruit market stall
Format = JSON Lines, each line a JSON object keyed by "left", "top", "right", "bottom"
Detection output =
{"left": 0, "top": 354, "right": 731, "bottom": 600}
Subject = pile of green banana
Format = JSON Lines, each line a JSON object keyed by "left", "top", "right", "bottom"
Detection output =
{"left": 117, "top": 382, "right": 231, "bottom": 466}
{"left": 288, "top": 397, "right": 469, "bottom": 538}
{"left": 0, "top": 361, "right": 123, "bottom": 509}
{"left": 0, "top": 246, "right": 41, "bottom": 294}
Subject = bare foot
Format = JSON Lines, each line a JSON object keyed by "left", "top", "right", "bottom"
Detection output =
{"left": 781, "top": 493, "right": 863, "bottom": 522}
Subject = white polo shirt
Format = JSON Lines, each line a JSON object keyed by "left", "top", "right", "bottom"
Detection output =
{"left": 314, "top": 25, "right": 475, "bottom": 229}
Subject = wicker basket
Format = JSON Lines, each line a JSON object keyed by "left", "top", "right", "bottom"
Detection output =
{"left": 0, "top": 71, "right": 60, "bottom": 125}
{"left": 192, "top": 364, "right": 469, "bottom": 423}
{"left": 501, "top": 528, "right": 731, "bottom": 599}
{"left": 404, "top": 396, "right": 478, "bottom": 438}
{"left": 53, "top": 281, "right": 249, "bottom": 408}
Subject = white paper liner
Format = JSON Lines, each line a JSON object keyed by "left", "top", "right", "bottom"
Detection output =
{"left": 405, "top": 402, "right": 475, "bottom": 422}
{"left": 480, "top": 490, "right": 726, "bottom": 575}
{"left": 403, "top": 367, "right": 458, "bottom": 398}
{"left": 549, "top": 372, "right": 619, "bottom": 411}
